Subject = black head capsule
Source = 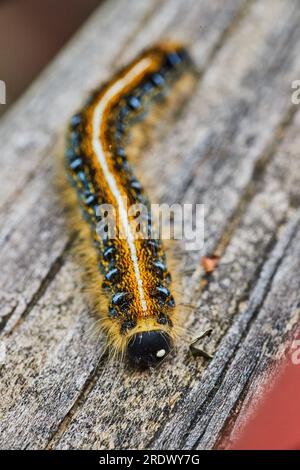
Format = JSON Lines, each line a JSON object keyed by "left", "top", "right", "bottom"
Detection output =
{"left": 127, "top": 331, "right": 172, "bottom": 368}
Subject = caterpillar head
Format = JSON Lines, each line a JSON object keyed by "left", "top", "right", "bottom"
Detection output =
{"left": 127, "top": 330, "right": 172, "bottom": 368}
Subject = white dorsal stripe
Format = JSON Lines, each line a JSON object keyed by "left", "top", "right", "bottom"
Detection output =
{"left": 92, "top": 58, "right": 152, "bottom": 312}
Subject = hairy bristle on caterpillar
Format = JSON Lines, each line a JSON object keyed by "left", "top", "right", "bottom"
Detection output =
{"left": 65, "top": 42, "right": 192, "bottom": 368}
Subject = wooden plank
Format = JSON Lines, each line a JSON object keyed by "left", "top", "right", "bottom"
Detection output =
{"left": 0, "top": 0, "right": 299, "bottom": 450}
{"left": 0, "top": 0, "right": 249, "bottom": 449}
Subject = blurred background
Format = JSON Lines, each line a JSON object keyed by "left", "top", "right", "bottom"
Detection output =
{"left": 0, "top": 0, "right": 100, "bottom": 116}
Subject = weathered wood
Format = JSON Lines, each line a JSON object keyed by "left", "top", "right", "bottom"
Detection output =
{"left": 0, "top": 0, "right": 300, "bottom": 450}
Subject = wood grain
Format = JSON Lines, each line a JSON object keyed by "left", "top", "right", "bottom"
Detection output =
{"left": 0, "top": 0, "right": 299, "bottom": 450}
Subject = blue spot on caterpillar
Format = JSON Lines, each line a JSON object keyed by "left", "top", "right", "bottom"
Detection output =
{"left": 66, "top": 42, "right": 193, "bottom": 368}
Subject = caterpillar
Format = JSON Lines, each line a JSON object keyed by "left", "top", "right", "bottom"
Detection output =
{"left": 66, "top": 42, "right": 192, "bottom": 368}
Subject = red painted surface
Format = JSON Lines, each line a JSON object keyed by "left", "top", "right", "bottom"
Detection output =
{"left": 231, "top": 362, "right": 300, "bottom": 450}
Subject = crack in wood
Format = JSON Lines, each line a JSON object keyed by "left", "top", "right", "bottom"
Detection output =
{"left": 3, "top": 233, "right": 76, "bottom": 336}
{"left": 45, "top": 350, "right": 109, "bottom": 450}
{"left": 0, "top": 134, "right": 58, "bottom": 221}
{"left": 213, "top": 334, "right": 275, "bottom": 449}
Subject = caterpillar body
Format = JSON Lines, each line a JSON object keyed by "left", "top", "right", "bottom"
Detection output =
{"left": 66, "top": 43, "right": 192, "bottom": 368}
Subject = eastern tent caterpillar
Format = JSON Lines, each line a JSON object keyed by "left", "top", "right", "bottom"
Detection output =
{"left": 66, "top": 43, "right": 192, "bottom": 368}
